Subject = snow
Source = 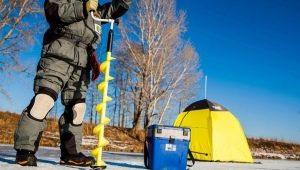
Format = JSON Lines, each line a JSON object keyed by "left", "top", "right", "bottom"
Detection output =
{"left": 1, "top": 144, "right": 300, "bottom": 170}
{"left": 82, "top": 136, "right": 98, "bottom": 146}
{"left": 81, "top": 136, "right": 130, "bottom": 150}
{"left": 253, "top": 152, "right": 287, "bottom": 159}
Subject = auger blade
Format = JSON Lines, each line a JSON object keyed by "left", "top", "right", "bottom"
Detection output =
{"left": 91, "top": 148, "right": 100, "bottom": 157}
{"left": 103, "top": 96, "right": 112, "bottom": 102}
{"left": 96, "top": 103, "right": 104, "bottom": 113}
{"left": 105, "top": 75, "right": 114, "bottom": 81}
{"left": 100, "top": 61, "right": 109, "bottom": 72}
{"left": 93, "top": 125, "right": 102, "bottom": 135}
{"left": 97, "top": 82, "right": 106, "bottom": 93}
{"left": 99, "top": 138, "right": 109, "bottom": 147}
{"left": 102, "top": 117, "right": 110, "bottom": 125}
{"left": 107, "top": 55, "right": 116, "bottom": 61}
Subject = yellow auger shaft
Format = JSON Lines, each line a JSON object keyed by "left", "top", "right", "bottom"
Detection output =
{"left": 91, "top": 28, "right": 115, "bottom": 169}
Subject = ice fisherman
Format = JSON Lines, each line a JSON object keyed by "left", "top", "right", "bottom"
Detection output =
{"left": 14, "top": 0, "right": 131, "bottom": 167}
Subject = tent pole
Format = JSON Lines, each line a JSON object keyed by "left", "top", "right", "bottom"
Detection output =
{"left": 205, "top": 75, "right": 208, "bottom": 99}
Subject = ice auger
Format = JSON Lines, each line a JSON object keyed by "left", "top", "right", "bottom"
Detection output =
{"left": 90, "top": 12, "right": 118, "bottom": 170}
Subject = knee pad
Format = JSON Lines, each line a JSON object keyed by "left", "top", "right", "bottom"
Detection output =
{"left": 72, "top": 103, "right": 86, "bottom": 125}
{"left": 29, "top": 94, "right": 55, "bottom": 120}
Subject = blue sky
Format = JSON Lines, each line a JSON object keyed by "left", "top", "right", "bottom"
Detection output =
{"left": 1, "top": 0, "right": 300, "bottom": 143}
{"left": 175, "top": 0, "right": 300, "bottom": 143}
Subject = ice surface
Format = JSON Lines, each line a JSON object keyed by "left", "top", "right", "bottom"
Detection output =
{"left": 1, "top": 144, "right": 300, "bottom": 170}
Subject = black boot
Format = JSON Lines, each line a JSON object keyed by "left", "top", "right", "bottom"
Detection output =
{"left": 60, "top": 152, "right": 95, "bottom": 166}
{"left": 16, "top": 150, "right": 37, "bottom": 166}
{"left": 78, "top": 152, "right": 95, "bottom": 166}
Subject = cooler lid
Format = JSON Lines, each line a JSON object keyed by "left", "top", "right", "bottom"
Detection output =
{"left": 147, "top": 125, "right": 190, "bottom": 141}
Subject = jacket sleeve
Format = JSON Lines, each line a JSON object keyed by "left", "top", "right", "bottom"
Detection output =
{"left": 98, "top": 0, "right": 132, "bottom": 19}
{"left": 44, "top": 0, "right": 86, "bottom": 26}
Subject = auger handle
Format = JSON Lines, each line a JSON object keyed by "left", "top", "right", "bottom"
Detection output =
{"left": 91, "top": 12, "right": 119, "bottom": 29}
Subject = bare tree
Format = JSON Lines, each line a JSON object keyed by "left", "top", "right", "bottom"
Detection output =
{"left": 0, "top": 0, "right": 43, "bottom": 97}
{"left": 85, "top": 81, "right": 101, "bottom": 124}
{"left": 112, "top": 84, "right": 118, "bottom": 127}
{"left": 87, "top": 81, "right": 95, "bottom": 124}
{"left": 116, "top": 70, "right": 130, "bottom": 128}
{"left": 116, "top": 0, "right": 201, "bottom": 133}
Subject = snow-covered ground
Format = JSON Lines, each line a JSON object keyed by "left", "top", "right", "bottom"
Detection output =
{"left": 1, "top": 144, "right": 300, "bottom": 170}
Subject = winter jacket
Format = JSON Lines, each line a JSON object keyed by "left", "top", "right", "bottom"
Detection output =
{"left": 42, "top": 0, "right": 131, "bottom": 67}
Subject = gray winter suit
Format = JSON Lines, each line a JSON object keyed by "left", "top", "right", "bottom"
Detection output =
{"left": 14, "top": 0, "right": 131, "bottom": 156}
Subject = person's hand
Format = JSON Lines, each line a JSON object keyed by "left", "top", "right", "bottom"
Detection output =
{"left": 86, "top": 0, "right": 98, "bottom": 12}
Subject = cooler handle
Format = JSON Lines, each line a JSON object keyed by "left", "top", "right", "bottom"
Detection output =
{"left": 144, "top": 140, "right": 150, "bottom": 169}
{"left": 187, "top": 149, "right": 195, "bottom": 168}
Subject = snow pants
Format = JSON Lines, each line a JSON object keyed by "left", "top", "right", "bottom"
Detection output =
{"left": 14, "top": 54, "right": 90, "bottom": 155}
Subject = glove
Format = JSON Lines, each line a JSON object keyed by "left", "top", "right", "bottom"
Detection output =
{"left": 90, "top": 51, "right": 101, "bottom": 81}
{"left": 86, "top": 0, "right": 98, "bottom": 12}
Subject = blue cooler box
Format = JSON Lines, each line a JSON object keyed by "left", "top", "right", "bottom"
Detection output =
{"left": 145, "top": 125, "right": 191, "bottom": 170}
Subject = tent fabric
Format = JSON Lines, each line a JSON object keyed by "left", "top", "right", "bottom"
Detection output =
{"left": 174, "top": 99, "right": 253, "bottom": 163}
{"left": 183, "top": 99, "right": 228, "bottom": 111}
